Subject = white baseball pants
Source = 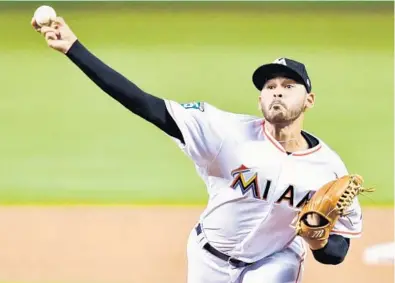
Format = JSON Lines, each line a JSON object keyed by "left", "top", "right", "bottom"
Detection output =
{"left": 186, "top": 227, "right": 305, "bottom": 283}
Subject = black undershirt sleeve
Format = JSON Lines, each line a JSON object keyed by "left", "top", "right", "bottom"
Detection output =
{"left": 311, "top": 234, "right": 350, "bottom": 265}
{"left": 65, "top": 40, "right": 184, "bottom": 143}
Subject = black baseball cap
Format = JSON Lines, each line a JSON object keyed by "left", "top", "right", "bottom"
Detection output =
{"left": 252, "top": 58, "right": 312, "bottom": 93}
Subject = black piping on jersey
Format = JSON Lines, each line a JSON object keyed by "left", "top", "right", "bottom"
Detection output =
{"left": 65, "top": 40, "right": 350, "bottom": 265}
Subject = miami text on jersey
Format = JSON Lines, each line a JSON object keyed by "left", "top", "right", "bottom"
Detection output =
{"left": 230, "top": 164, "right": 312, "bottom": 208}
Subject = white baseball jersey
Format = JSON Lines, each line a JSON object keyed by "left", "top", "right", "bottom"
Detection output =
{"left": 165, "top": 100, "right": 363, "bottom": 263}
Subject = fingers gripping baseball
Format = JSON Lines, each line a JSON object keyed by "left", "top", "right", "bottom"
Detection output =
{"left": 31, "top": 6, "right": 78, "bottom": 54}
{"left": 40, "top": 26, "right": 58, "bottom": 41}
{"left": 31, "top": 17, "right": 41, "bottom": 32}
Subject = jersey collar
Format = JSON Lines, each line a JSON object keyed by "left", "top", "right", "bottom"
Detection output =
{"left": 261, "top": 120, "right": 322, "bottom": 156}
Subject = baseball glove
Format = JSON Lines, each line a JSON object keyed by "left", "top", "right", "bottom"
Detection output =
{"left": 295, "top": 174, "right": 374, "bottom": 250}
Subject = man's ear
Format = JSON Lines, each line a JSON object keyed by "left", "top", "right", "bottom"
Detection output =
{"left": 305, "top": 92, "right": 315, "bottom": 110}
{"left": 258, "top": 95, "right": 262, "bottom": 112}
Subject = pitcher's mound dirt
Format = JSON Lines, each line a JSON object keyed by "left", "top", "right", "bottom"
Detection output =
{"left": 0, "top": 206, "right": 392, "bottom": 283}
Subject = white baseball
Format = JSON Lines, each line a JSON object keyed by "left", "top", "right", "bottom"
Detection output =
{"left": 34, "top": 5, "right": 57, "bottom": 27}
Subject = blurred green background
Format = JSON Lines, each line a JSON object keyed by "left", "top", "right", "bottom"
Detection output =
{"left": 0, "top": 2, "right": 393, "bottom": 206}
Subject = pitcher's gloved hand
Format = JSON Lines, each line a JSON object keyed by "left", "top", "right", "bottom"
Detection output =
{"left": 295, "top": 174, "right": 374, "bottom": 250}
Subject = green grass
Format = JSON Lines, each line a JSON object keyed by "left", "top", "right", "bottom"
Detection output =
{"left": 0, "top": 2, "right": 393, "bottom": 206}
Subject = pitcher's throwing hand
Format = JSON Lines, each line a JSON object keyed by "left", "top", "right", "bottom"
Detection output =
{"left": 31, "top": 16, "right": 77, "bottom": 54}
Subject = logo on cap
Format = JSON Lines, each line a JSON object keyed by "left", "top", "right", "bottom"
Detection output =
{"left": 273, "top": 58, "right": 287, "bottom": 66}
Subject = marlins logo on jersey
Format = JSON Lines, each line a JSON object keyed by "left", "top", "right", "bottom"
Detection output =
{"left": 230, "top": 164, "right": 261, "bottom": 199}
{"left": 230, "top": 164, "right": 272, "bottom": 201}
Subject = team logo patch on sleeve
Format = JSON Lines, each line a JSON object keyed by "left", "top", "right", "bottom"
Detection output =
{"left": 180, "top": 102, "right": 205, "bottom": 112}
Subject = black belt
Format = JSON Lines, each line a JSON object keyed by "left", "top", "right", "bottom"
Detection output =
{"left": 195, "top": 223, "right": 253, "bottom": 268}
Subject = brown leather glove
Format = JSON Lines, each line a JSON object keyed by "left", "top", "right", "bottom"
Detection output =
{"left": 295, "top": 174, "right": 374, "bottom": 250}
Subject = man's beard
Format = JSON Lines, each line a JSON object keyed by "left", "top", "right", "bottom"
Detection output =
{"left": 262, "top": 102, "right": 304, "bottom": 125}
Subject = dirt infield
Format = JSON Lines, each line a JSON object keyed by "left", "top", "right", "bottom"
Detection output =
{"left": 0, "top": 206, "right": 392, "bottom": 283}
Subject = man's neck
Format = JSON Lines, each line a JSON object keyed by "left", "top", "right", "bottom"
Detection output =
{"left": 264, "top": 117, "right": 309, "bottom": 153}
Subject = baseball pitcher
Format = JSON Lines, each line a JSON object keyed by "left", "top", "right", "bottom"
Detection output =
{"left": 32, "top": 15, "right": 373, "bottom": 283}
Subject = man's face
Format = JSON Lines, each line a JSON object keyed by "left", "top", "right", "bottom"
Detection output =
{"left": 259, "top": 77, "right": 315, "bottom": 125}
